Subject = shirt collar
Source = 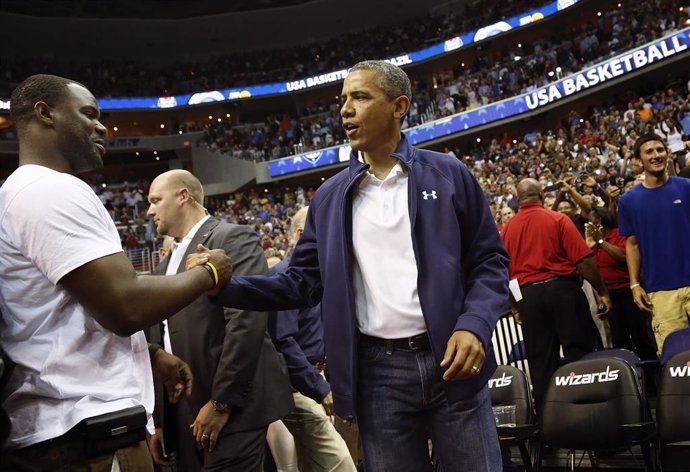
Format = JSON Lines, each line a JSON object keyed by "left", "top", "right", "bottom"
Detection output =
{"left": 357, "top": 152, "right": 405, "bottom": 184}
{"left": 172, "top": 214, "right": 211, "bottom": 249}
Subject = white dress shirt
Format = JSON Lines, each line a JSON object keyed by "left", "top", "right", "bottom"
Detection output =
{"left": 162, "top": 215, "right": 211, "bottom": 353}
{"left": 352, "top": 160, "right": 426, "bottom": 338}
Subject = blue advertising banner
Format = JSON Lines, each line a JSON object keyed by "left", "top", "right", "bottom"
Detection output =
{"left": 91, "top": 0, "right": 580, "bottom": 110}
{"left": 267, "top": 28, "right": 690, "bottom": 177}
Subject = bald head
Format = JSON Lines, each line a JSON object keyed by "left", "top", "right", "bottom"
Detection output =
{"left": 516, "top": 178, "right": 542, "bottom": 205}
{"left": 148, "top": 170, "right": 207, "bottom": 239}
{"left": 152, "top": 170, "right": 204, "bottom": 203}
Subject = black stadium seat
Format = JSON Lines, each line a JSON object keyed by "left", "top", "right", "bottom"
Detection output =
{"left": 659, "top": 328, "right": 690, "bottom": 366}
{"left": 541, "top": 357, "right": 657, "bottom": 471}
{"left": 488, "top": 365, "right": 540, "bottom": 472}
{"left": 657, "top": 348, "right": 690, "bottom": 471}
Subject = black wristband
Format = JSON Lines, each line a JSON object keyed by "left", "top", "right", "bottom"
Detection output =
{"left": 148, "top": 343, "right": 162, "bottom": 362}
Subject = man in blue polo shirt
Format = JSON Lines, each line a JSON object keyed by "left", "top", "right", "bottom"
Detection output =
{"left": 618, "top": 133, "right": 690, "bottom": 353}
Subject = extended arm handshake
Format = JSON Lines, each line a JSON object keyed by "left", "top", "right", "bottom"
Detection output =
{"left": 59, "top": 244, "right": 232, "bottom": 336}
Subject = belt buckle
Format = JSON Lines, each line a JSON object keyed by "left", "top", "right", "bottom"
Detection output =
{"left": 408, "top": 337, "right": 419, "bottom": 350}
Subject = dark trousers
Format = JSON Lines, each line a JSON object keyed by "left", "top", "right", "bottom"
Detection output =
{"left": 518, "top": 277, "right": 600, "bottom": 416}
{"left": 608, "top": 287, "right": 658, "bottom": 361}
{"left": 166, "top": 397, "right": 266, "bottom": 472}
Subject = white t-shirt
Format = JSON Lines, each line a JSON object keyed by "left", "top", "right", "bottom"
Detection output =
{"left": 0, "top": 165, "right": 154, "bottom": 449}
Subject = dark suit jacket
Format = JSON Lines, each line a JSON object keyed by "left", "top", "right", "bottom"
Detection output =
{"left": 152, "top": 218, "right": 293, "bottom": 434}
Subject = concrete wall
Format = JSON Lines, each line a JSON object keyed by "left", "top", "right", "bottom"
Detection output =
{"left": 191, "top": 147, "right": 257, "bottom": 196}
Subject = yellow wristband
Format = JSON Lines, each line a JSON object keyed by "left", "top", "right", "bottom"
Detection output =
{"left": 630, "top": 282, "right": 641, "bottom": 290}
{"left": 205, "top": 262, "right": 219, "bottom": 287}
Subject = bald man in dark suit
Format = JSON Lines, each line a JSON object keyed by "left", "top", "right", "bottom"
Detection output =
{"left": 147, "top": 170, "right": 293, "bottom": 472}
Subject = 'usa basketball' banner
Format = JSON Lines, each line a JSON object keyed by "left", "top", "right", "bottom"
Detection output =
{"left": 2, "top": 0, "right": 578, "bottom": 111}
{"left": 267, "top": 28, "right": 690, "bottom": 178}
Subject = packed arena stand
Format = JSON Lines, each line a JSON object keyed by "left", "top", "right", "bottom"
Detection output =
{"left": 85, "top": 78, "right": 690, "bottom": 278}
{"left": 0, "top": 0, "right": 556, "bottom": 98}
{"left": 4, "top": 0, "right": 686, "bottom": 165}
{"left": 197, "top": 0, "right": 688, "bottom": 161}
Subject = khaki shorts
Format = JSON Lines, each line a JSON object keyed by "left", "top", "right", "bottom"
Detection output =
{"left": 649, "top": 286, "right": 690, "bottom": 354}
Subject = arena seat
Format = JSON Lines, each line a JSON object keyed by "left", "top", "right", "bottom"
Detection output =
{"left": 541, "top": 357, "right": 657, "bottom": 471}
{"left": 659, "top": 327, "right": 690, "bottom": 366}
{"left": 582, "top": 348, "right": 653, "bottom": 394}
{"left": 657, "top": 330, "right": 690, "bottom": 471}
{"left": 489, "top": 364, "right": 540, "bottom": 472}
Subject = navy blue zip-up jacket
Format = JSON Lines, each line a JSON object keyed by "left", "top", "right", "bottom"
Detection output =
{"left": 219, "top": 135, "right": 510, "bottom": 421}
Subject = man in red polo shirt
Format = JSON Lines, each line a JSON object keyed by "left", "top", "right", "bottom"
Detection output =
{"left": 502, "top": 178, "right": 612, "bottom": 416}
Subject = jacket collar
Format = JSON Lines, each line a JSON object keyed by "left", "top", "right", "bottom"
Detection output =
{"left": 347, "top": 133, "right": 414, "bottom": 178}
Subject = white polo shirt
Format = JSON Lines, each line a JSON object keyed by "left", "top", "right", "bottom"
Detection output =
{"left": 0, "top": 165, "right": 154, "bottom": 449}
{"left": 352, "top": 160, "right": 426, "bottom": 339}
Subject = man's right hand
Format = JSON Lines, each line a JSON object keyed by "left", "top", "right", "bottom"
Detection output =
{"left": 187, "top": 244, "right": 233, "bottom": 291}
{"left": 147, "top": 427, "right": 173, "bottom": 466}
{"left": 151, "top": 348, "right": 193, "bottom": 404}
{"left": 631, "top": 285, "right": 653, "bottom": 312}
{"left": 606, "top": 185, "right": 621, "bottom": 200}
{"left": 557, "top": 179, "right": 572, "bottom": 192}
{"left": 597, "top": 293, "right": 613, "bottom": 317}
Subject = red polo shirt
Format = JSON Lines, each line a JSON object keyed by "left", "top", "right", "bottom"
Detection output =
{"left": 502, "top": 203, "right": 592, "bottom": 285}
{"left": 592, "top": 228, "right": 629, "bottom": 290}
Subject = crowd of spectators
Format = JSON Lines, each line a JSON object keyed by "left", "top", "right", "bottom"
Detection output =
{"left": 4, "top": 75, "right": 685, "bottom": 266}
{"left": 86, "top": 78, "right": 690, "bottom": 272}
{"left": 1, "top": 0, "right": 549, "bottom": 98}
{"left": 197, "top": 0, "right": 688, "bottom": 161}
{"left": 2, "top": 0, "right": 687, "bottom": 165}
{"left": 472, "top": 83, "right": 690, "bottom": 228}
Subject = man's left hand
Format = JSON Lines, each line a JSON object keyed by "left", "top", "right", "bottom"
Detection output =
{"left": 191, "top": 401, "right": 230, "bottom": 453}
{"left": 151, "top": 349, "right": 193, "bottom": 403}
{"left": 440, "top": 330, "right": 485, "bottom": 381}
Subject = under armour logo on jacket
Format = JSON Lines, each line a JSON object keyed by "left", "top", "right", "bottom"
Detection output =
{"left": 422, "top": 190, "right": 438, "bottom": 200}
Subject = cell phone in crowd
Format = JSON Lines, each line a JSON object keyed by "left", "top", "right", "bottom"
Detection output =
{"left": 597, "top": 303, "right": 608, "bottom": 318}
{"left": 543, "top": 184, "right": 559, "bottom": 192}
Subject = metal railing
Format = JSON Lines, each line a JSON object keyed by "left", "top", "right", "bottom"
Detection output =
{"left": 126, "top": 247, "right": 152, "bottom": 274}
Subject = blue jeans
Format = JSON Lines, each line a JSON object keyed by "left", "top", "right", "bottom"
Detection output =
{"left": 356, "top": 341, "right": 502, "bottom": 472}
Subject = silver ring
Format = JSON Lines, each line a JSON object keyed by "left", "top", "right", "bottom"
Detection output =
{"left": 472, "top": 365, "right": 479, "bottom": 373}
{"left": 202, "top": 434, "right": 210, "bottom": 438}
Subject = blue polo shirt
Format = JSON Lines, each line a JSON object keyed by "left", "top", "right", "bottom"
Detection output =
{"left": 267, "top": 258, "right": 330, "bottom": 403}
{"left": 618, "top": 177, "right": 690, "bottom": 292}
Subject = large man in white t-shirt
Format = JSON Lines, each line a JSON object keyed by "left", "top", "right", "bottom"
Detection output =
{"left": 0, "top": 74, "right": 231, "bottom": 471}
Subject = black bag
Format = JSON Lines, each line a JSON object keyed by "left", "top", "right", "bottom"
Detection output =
{"left": 83, "top": 405, "right": 147, "bottom": 457}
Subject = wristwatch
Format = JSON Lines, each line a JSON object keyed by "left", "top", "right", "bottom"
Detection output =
{"left": 597, "top": 239, "right": 604, "bottom": 245}
{"left": 211, "top": 400, "right": 230, "bottom": 413}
